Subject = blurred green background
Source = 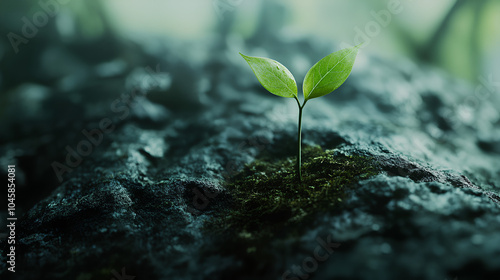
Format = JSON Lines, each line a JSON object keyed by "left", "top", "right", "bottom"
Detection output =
{"left": 101, "top": 0, "right": 500, "bottom": 82}
{"left": 1, "top": 0, "right": 499, "bottom": 85}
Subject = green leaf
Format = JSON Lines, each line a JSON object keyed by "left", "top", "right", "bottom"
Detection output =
{"left": 240, "top": 53, "right": 297, "bottom": 98}
{"left": 303, "top": 44, "right": 361, "bottom": 101}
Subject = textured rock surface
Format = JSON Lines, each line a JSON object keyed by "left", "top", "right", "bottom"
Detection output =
{"left": 1, "top": 34, "right": 499, "bottom": 280}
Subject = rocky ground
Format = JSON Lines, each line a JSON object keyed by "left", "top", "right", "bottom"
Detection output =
{"left": 0, "top": 32, "right": 499, "bottom": 280}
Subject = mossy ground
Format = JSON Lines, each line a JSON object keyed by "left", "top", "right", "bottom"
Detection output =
{"left": 211, "top": 146, "right": 378, "bottom": 238}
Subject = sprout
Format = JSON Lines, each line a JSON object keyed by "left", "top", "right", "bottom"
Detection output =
{"left": 240, "top": 45, "right": 361, "bottom": 181}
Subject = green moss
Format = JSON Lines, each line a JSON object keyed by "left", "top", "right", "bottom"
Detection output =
{"left": 212, "top": 145, "right": 378, "bottom": 238}
{"left": 76, "top": 268, "right": 114, "bottom": 280}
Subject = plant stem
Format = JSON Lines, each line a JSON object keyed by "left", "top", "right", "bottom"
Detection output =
{"left": 298, "top": 106, "right": 303, "bottom": 182}
{"left": 295, "top": 97, "right": 306, "bottom": 182}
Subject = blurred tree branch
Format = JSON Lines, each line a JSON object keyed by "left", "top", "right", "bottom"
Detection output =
{"left": 418, "top": 0, "right": 466, "bottom": 62}
{"left": 417, "top": 0, "right": 489, "bottom": 82}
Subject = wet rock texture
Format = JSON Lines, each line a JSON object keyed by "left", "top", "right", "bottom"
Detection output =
{"left": 1, "top": 34, "right": 499, "bottom": 280}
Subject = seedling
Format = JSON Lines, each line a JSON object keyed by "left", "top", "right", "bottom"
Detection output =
{"left": 240, "top": 45, "right": 361, "bottom": 182}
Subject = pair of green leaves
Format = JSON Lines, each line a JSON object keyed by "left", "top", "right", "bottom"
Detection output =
{"left": 240, "top": 44, "right": 361, "bottom": 101}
